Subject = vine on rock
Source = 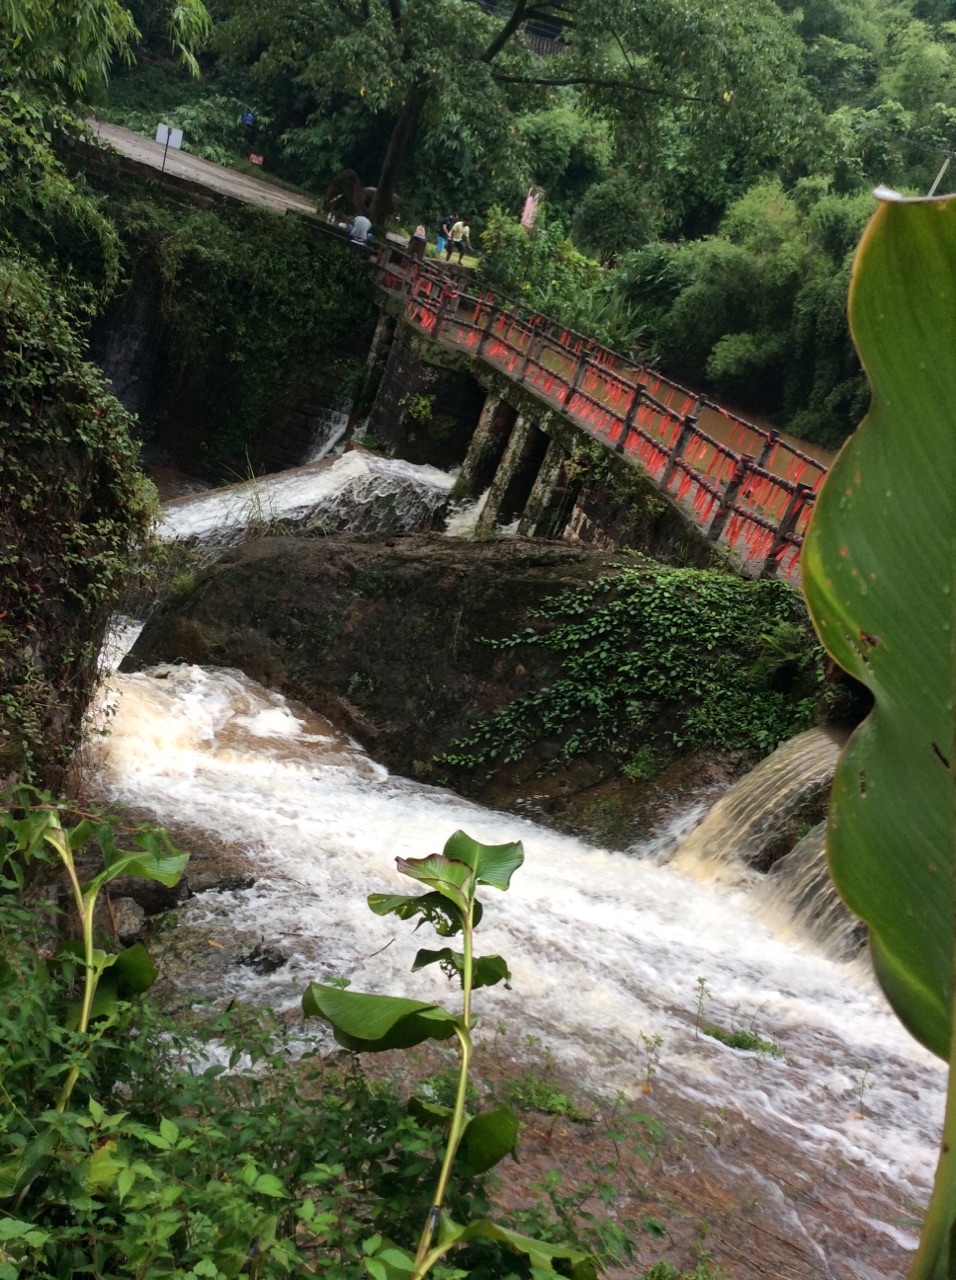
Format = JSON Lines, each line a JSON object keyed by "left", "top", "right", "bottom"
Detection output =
{"left": 439, "top": 565, "right": 825, "bottom": 778}
{"left": 0, "top": 256, "right": 154, "bottom": 790}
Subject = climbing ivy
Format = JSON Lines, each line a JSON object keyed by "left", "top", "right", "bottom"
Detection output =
{"left": 440, "top": 566, "right": 825, "bottom": 776}
{"left": 0, "top": 255, "right": 154, "bottom": 789}
{"left": 98, "top": 178, "right": 376, "bottom": 465}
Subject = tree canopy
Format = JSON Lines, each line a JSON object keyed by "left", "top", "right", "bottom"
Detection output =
{"left": 0, "top": 0, "right": 210, "bottom": 95}
{"left": 53, "top": 0, "right": 956, "bottom": 445}
{"left": 207, "top": 0, "right": 814, "bottom": 223}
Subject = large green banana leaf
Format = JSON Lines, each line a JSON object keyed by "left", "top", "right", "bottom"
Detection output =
{"left": 802, "top": 189, "right": 956, "bottom": 1277}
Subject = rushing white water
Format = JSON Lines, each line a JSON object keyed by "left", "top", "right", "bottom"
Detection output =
{"left": 159, "top": 452, "right": 454, "bottom": 546}
{"left": 305, "top": 400, "right": 351, "bottom": 462}
{"left": 443, "top": 488, "right": 490, "bottom": 537}
{"left": 93, "top": 660, "right": 944, "bottom": 1260}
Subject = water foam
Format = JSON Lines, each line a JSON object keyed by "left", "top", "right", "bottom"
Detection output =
{"left": 159, "top": 453, "right": 454, "bottom": 546}
{"left": 93, "top": 662, "right": 945, "bottom": 1223}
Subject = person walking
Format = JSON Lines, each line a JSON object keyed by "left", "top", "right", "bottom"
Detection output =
{"left": 446, "top": 217, "right": 472, "bottom": 264}
{"left": 436, "top": 212, "right": 456, "bottom": 257}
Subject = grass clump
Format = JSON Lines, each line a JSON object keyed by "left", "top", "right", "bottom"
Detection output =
{"left": 701, "top": 1025, "right": 785, "bottom": 1058}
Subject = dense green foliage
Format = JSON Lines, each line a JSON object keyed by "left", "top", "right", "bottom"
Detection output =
{"left": 478, "top": 206, "right": 637, "bottom": 346}
{"left": 94, "top": 0, "right": 956, "bottom": 446}
{"left": 99, "top": 178, "right": 376, "bottom": 462}
{"left": 0, "top": 0, "right": 211, "bottom": 787}
{"left": 0, "top": 0, "right": 209, "bottom": 94}
{"left": 0, "top": 88, "right": 121, "bottom": 305}
{"left": 440, "top": 566, "right": 824, "bottom": 777}
{"left": 0, "top": 257, "right": 154, "bottom": 788}
{"left": 615, "top": 179, "right": 875, "bottom": 447}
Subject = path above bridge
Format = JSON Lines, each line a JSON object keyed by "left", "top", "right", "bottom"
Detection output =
{"left": 88, "top": 120, "right": 320, "bottom": 216}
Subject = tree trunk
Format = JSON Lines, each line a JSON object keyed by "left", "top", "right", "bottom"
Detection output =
{"left": 370, "top": 81, "right": 429, "bottom": 228}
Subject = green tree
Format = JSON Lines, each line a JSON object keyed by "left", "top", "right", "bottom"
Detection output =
{"left": 571, "top": 170, "right": 657, "bottom": 263}
{"left": 612, "top": 177, "right": 872, "bottom": 446}
{"left": 0, "top": 0, "right": 210, "bottom": 784}
{"left": 0, "top": 0, "right": 210, "bottom": 94}
{"left": 516, "top": 100, "right": 612, "bottom": 222}
{"left": 211, "top": 0, "right": 814, "bottom": 228}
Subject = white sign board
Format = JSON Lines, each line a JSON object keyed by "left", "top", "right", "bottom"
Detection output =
{"left": 155, "top": 124, "right": 183, "bottom": 149}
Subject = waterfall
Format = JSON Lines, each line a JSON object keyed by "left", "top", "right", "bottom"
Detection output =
{"left": 159, "top": 452, "right": 454, "bottom": 547}
{"left": 90, "top": 653, "right": 944, "bottom": 1279}
{"left": 764, "top": 822, "right": 864, "bottom": 959}
{"left": 670, "top": 726, "right": 848, "bottom": 881}
{"left": 305, "top": 400, "right": 351, "bottom": 462}
{"left": 86, "top": 467, "right": 947, "bottom": 1277}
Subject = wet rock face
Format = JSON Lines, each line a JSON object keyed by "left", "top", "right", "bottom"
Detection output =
{"left": 123, "top": 533, "right": 643, "bottom": 811}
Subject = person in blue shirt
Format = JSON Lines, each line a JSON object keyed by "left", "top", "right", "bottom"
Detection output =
{"left": 436, "top": 212, "right": 456, "bottom": 257}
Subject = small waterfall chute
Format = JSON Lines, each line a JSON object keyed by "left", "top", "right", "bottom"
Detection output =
{"left": 159, "top": 452, "right": 454, "bottom": 547}
{"left": 762, "top": 822, "right": 865, "bottom": 959}
{"left": 305, "top": 400, "right": 351, "bottom": 462}
{"left": 670, "top": 725, "right": 848, "bottom": 883}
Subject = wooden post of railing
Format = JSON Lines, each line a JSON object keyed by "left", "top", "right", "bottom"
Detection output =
{"left": 562, "top": 345, "right": 590, "bottom": 407}
{"left": 615, "top": 386, "right": 642, "bottom": 453}
{"left": 432, "top": 288, "right": 453, "bottom": 339}
{"left": 660, "top": 402, "right": 701, "bottom": 489}
{"left": 707, "top": 459, "right": 749, "bottom": 542}
{"left": 518, "top": 317, "right": 544, "bottom": 384}
{"left": 755, "top": 429, "right": 779, "bottom": 470}
{"left": 761, "top": 482, "right": 812, "bottom": 577}
{"left": 478, "top": 301, "right": 501, "bottom": 355}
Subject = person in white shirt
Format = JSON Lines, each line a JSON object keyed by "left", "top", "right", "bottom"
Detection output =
{"left": 349, "top": 213, "right": 372, "bottom": 245}
{"left": 445, "top": 218, "right": 472, "bottom": 263}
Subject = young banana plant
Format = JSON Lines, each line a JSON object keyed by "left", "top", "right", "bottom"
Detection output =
{"left": 302, "top": 829, "right": 596, "bottom": 1280}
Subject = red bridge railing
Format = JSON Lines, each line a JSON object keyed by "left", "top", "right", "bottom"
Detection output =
{"left": 374, "top": 246, "right": 828, "bottom": 581}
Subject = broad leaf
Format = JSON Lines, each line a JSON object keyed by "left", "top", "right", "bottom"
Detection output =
{"left": 367, "top": 889, "right": 483, "bottom": 935}
{"left": 64, "top": 943, "right": 157, "bottom": 1027}
{"left": 802, "top": 189, "right": 956, "bottom": 1278}
{"left": 395, "top": 853, "right": 474, "bottom": 913}
{"left": 412, "top": 948, "right": 511, "bottom": 989}
{"left": 442, "top": 831, "right": 524, "bottom": 890}
{"left": 302, "top": 983, "right": 459, "bottom": 1052}
{"left": 111, "top": 942, "right": 158, "bottom": 993}
{"left": 803, "top": 191, "right": 956, "bottom": 1061}
{"left": 0, "top": 806, "right": 59, "bottom": 866}
{"left": 89, "top": 843, "right": 189, "bottom": 891}
{"left": 443, "top": 1213, "right": 596, "bottom": 1277}
{"left": 457, "top": 1104, "right": 519, "bottom": 1174}
{"left": 407, "top": 1096, "right": 452, "bottom": 1129}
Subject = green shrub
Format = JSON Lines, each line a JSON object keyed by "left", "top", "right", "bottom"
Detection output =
{"left": 439, "top": 565, "right": 825, "bottom": 778}
{"left": 99, "top": 180, "right": 375, "bottom": 466}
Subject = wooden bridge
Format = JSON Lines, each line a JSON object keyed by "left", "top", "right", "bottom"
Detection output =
{"left": 373, "top": 245, "right": 829, "bottom": 582}
{"left": 83, "top": 124, "right": 828, "bottom": 582}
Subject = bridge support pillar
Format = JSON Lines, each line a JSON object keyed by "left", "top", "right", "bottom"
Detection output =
{"left": 362, "top": 318, "right": 484, "bottom": 469}
{"left": 476, "top": 416, "right": 549, "bottom": 535}
{"left": 457, "top": 394, "right": 517, "bottom": 501}
{"left": 518, "top": 436, "right": 573, "bottom": 539}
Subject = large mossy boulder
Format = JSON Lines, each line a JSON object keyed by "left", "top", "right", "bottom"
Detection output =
{"left": 124, "top": 533, "right": 632, "bottom": 780}
{"left": 124, "top": 533, "right": 824, "bottom": 844}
